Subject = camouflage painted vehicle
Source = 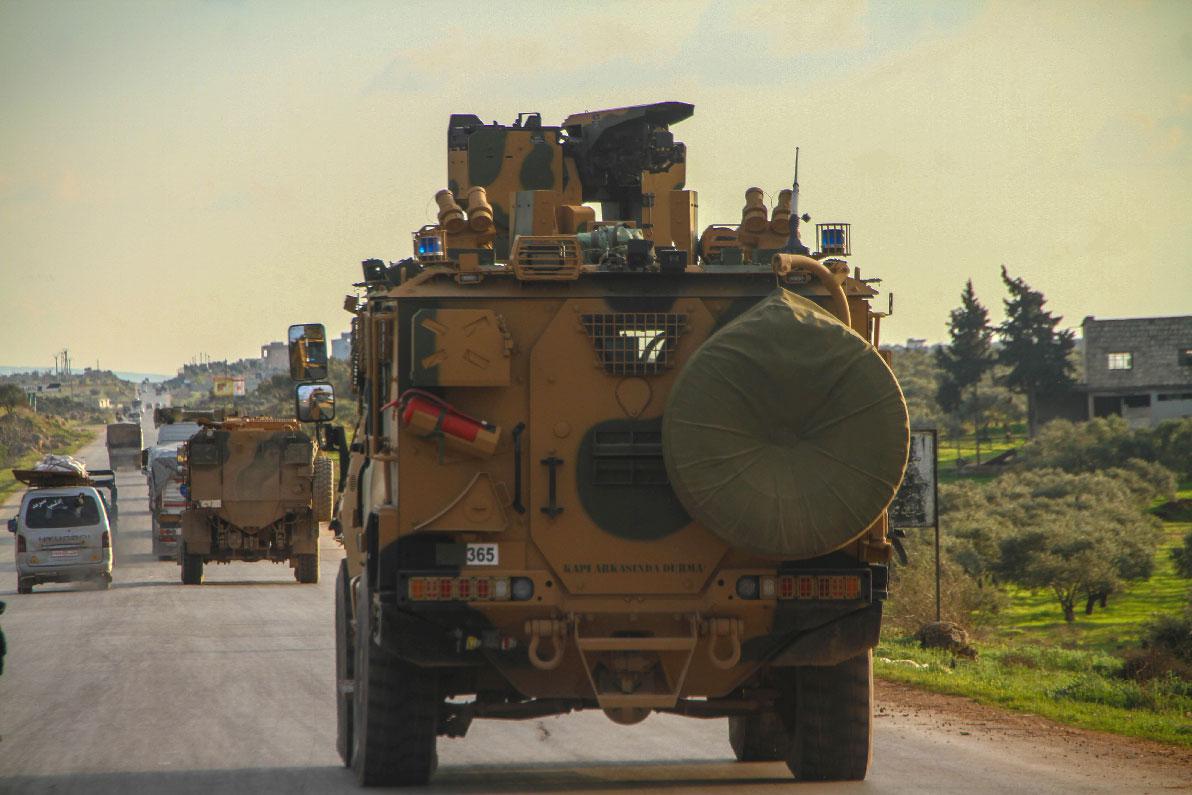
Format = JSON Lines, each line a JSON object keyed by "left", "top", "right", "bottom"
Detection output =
{"left": 310, "top": 101, "right": 909, "bottom": 786}
{"left": 178, "top": 417, "right": 334, "bottom": 585}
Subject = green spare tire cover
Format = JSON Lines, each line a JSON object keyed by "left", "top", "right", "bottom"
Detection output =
{"left": 662, "top": 289, "right": 909, "bottom": 559}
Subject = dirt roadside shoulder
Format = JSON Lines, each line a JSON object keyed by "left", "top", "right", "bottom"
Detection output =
{"left": 876, "top": 678, "right": 1192, "bottom": 788}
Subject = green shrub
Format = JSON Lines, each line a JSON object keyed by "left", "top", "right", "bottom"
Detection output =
{"left": 1171, "top": 530, "right": 1192, "bottom": 579}
{"left": 1140, "top": 606, "right": 1192, "bottom": 665}
{"left": 1018, "top": 416, "right": 1192, "bottom": 479}
{"left": 1049, "top": 673, "right": 1147, "bottom": 709}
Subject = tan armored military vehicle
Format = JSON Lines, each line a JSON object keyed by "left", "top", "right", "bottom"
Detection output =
{"left": 178, "top": 417, "right": 334, "bottom": 585}
{"left": 300, "top": 101, "right": 909, "bottom": 787}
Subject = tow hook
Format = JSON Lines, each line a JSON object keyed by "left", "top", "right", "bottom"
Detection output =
{"left": 526, "top": 618, "right": 568, "bottom": 670}
{"left": 702, "top": 617, "right": 744, "bottom": 670}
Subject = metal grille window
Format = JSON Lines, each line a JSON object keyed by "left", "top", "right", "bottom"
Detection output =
{"left": 591, "top": 427, "right": 668, "bottom": 486}
{"left": 581, "top": 313, "right": 686, "bottom": 375}
{"left": 1107, "top": 352, "right": 1133, "bottom": 370}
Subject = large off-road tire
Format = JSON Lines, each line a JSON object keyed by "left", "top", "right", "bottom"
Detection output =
{"left": 294, "top": 553, "right": 320, "bottom": 584}
{"left": 335, "top": 560, "right": 355, "bottom": 767}
{"left": 313, "top": 456, "right": 335, "bottom": 524}
{"left": 729, "top": 710, "right": 791, "bottom": 762}
{"left": 351, "top": 579, "right": 439, "bottom": 787}
{"left": 785, "top": 651, "right": 873, "bottom": 781}
{"left": 17, "top": 578, "right": 33, "bottom": 595}
{"left": 180, "top": 544, "right": 204, "bottom": 585}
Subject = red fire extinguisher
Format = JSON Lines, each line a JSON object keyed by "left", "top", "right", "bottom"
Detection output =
{"left": 386, "top": 389, "right": 500, "bottom": 458}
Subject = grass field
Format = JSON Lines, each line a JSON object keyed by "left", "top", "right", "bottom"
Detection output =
{"left": 879, "top": 484, "right": 1192, "bottom": 745}
{"left": 0, "top": 422, "right": 97, "bottom": 503}
{"left": 875, "top": 639, "right": 1192, "bottom": 746}
{"left": 936, "top": 433, "right": 1025, "bottom": 484}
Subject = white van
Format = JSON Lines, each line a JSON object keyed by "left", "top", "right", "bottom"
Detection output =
{"left": 9, "top": 484, "right": 115, "bottom": 593}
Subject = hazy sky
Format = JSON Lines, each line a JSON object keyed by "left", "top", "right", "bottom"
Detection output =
{"left": 1, "top": 0, "right": 1189, "bottom": 374}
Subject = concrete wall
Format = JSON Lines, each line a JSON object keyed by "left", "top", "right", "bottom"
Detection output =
{"left": 1083, "top": 315, "right": 1192, "bottom": 390}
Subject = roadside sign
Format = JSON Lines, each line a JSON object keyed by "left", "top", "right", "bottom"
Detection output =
{"left": 890, "top": 429, "right": 937, "bottom": 528}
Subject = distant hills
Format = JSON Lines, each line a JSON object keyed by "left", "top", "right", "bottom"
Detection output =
{"left": 0, "top": 365, "right": 173, "bottom": 382}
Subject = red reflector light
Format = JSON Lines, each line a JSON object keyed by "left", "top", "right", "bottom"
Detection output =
{"left": 102, "top": 531, "right": 111, "bottom": 549}
{"left": 775, "top": 574, "right": 862, "bottom": 601}
{"left": 407, "top": 575, "right": 503, "bottom": 602}
{"left": 16, "top": 535, "right": 26, "bottom": 553}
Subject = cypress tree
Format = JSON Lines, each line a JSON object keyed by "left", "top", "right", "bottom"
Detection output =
{"left": 936, "top": 280, "right": 995, "bottom": 463}
{"left": 998, "top": 265, "right": 1076, "bottom": 435}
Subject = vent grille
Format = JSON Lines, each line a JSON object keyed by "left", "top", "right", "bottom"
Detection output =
{"left": 511, "top": 235, "right": 581, "bottom": 281}
{"left": 580, "top": 313, "right": 686, "bottom": 376}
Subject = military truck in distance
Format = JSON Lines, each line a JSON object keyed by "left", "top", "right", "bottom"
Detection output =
{"left": 177, "top": 417, "right": 335, "bottom": 585}
{"left": 106, "top": 422, "right": 142, "bottom": 471}
{"left": 316, "top": 102, "right": 910, "bottom": 787}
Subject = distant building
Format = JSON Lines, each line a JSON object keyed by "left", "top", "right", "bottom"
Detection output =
{"left": 261, "top": 341, "right": 288, "bottom": 372}
{"left": 331, "top": 331, "right": 352, "bottom": 360}
{"left": 1081, "top": 315, "right": 1192, "bottom": 428}
{"left": 905, "top": 338, "right": 927, "bottom": 351}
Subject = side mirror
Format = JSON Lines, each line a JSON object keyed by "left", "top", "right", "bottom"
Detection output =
{"left": 141, "top": 449, "right": 150, "bottom": 468}
{"left": 7, "top": 518, "right": 16, "bottom": 533}
{"left": 296, "top": 382, "right": 336, "bottom": 423}
{"left": 288, "top": 323, "right": 329, "bottom": 381}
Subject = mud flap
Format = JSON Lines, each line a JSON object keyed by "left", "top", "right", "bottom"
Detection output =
{"left": 768, "top": 604, "right": 882, "bottom": 667}
{"left": 181, "top": 511, "right": 212, "bottom": 555}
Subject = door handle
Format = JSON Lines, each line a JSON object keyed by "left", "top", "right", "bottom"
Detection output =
{"left": 540, "top": 456, "right": 563, "bottom": 518}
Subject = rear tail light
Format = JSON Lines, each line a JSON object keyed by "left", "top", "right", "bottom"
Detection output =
{"left": 406, "top": 576, "right": 516, "bottom": 603}
{"left": 733, "top": 573, "right": 863, "bottom": 600}
{"left": 777, "top": 574, "right": 861, "bottom": 601}
{"left": 16, "top": 535, "right": 26, "bottom": 553}
{"left": 102, "top": 531, "right": 111, "bottom": 549}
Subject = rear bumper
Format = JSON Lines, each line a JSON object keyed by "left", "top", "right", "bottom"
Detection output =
{"left": 17, "top": 555, "right": 112, "bottom": 582}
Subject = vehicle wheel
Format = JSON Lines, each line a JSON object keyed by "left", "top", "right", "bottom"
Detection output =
{"left": 335, "top": 560, "right": 355, "bottom": 767}
{"left": 729, "top": 710, "right": 791, "bottom": 762}
{"left": 785, "top": 651, "right": 873, "bottom": 781}
{"left": 314, "top": 456, "right": 335, "bottom": 524}
{"left": 180, "top": 544, "right": 204, "bottom": 585}
{"left": 352, "top": 579, "right": 439, "bottom": 786}
{"left": 17, "top": 578, "right": 33, "bottom": 595}
{"left": 295, "top": 553, "right": 320, "bottom": 584}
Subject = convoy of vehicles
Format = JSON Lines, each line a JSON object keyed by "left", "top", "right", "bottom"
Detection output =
{"left": 4, "top": 101, "right": 911, "bottom": 787}
{"left": 8, "top": 463, "right": 118, "bottom": 594}
{"left": 176, "top": 416, "right": 334, "bottom": 585}
{"left": 295, "top": 101, "right": 909, "bottom": 786}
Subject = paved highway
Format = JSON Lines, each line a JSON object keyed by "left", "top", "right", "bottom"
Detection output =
{"left": 1, "top": 415, "right": 1188, "bottom": 793}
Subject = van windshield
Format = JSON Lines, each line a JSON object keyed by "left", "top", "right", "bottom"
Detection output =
{"left": 25, "top": 495, "right": 101, "bottom": 528}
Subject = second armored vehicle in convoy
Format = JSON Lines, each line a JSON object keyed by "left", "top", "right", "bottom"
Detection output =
{"left": 305, "top": 101, "right": 910, "bottom": 786}
{"left": 177, "top": 416, "right": 334, "bottom": 584}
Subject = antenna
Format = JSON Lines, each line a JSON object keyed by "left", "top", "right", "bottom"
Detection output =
{"left": 783, "top": 147, "right": 810, "bottom": 255}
